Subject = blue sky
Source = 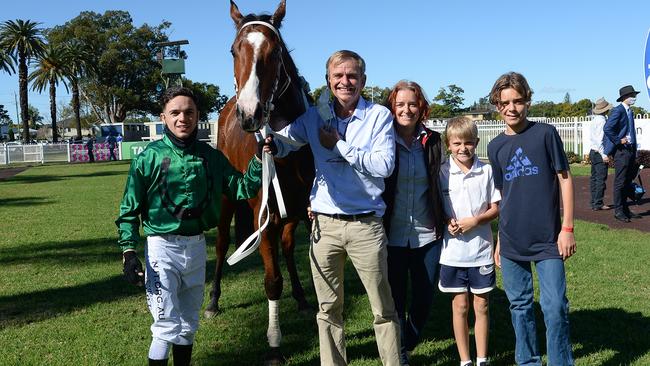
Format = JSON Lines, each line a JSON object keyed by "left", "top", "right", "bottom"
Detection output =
{"left": 1, "top": 0, "right": 649, "bottom": 122}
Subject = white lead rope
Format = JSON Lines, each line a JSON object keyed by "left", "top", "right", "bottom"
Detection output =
{"left": 227, "top": 126, "right": 288, "bottom": 265}
{"left": 227, "top": 90, "right": 311, "bottom": 265}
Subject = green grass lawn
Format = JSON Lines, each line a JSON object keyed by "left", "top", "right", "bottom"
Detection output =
{"left": 1, "top": 162, "right": 649, "bottom": 365}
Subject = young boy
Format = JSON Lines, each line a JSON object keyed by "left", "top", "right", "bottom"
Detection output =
{"left": 439, "top": 117, "right": 500, "bottom": 366}
{"left": 487, "top": 72, "right": 576, "bottom": 366}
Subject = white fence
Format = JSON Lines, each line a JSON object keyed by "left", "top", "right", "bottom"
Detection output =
{"left": 426, "top": 115, "right": 650, "bottom": 159}
{"left": 1, "top": 143, "right": 71, "bottom": 164}
{"left": 2, "top": 115, "right": 650, "bottom": 164}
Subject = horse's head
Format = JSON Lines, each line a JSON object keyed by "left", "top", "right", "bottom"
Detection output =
{"left": 230, "top": 0, "right": 286, "bottom": 132}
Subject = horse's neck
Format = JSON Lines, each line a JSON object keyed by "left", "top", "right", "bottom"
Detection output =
{"left": 269, "top": 58, "right": 309, "bottom": 132}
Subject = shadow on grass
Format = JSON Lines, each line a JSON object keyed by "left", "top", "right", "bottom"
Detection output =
{"left": 0, "top": 274, "right": 141, "bottom": 328}
{"left": 572, "top": 308, "right": 650, "bottom": 365}
{"left": 2, "top": 170, "right": 125, "bottom": 184}
{"left": 0, "top": 237, "right": 122, "bottom": 265}
{"left": 0, "top": 196, "right": 55, "bottom": 206}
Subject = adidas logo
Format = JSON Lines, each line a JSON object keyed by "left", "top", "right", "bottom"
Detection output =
{"left": 504, "top": 147, "right": 539, "bottom": 181}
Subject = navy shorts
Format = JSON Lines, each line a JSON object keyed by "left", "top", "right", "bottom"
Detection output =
{"left": 438, "top": 264, "right": 495, "bottom": 294}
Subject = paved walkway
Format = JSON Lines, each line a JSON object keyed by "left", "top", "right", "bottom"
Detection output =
{"left": 574, "top": 168, "right": 649, "bottom": 232}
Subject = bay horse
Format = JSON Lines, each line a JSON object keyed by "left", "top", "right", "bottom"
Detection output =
{"left": 205, "top": 0, "right": 314, "bottom": 362}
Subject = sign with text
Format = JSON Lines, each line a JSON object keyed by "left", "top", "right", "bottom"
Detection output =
{"left": 121, "top": 141, "right": 151, "bottom": 159}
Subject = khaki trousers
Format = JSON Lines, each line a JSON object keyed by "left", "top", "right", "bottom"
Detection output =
{"left": 310, "top": 215, "right": 401, "bottom": 366}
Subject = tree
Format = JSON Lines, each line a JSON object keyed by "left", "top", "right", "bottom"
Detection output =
{"left": 183, "top": 79, "right": 229, "bottom": 121}
{"left": 361, "top": 86, "right": 390, "bottom": 105}
{"left": 0, "top": 104, "right": 11, "bottom": 123}
{"left": 61, "top": 39, "right": 90, "bottom": 140}
{"left": 0, "top": 49, "right": 15, "bottom": 74}
{"left": 309, "top": 85, "right": 330, "bottom": 103}
{"left": 48, "top": 11, "right": 170, "bottom": 125}
{"left": 434, "top": 84, "right": 465, "bottom": 115}
{"left": 0, "top": 19, "right": 46, "bottom": 142}
{"left": 29, "top": 44, "right": 69, "bottom": 142}
{"left": 428, "top": 103, "right": 453, "bottom": 119}
{"left": 27, "top": 104, "right": 43, "bottom": 129}
{"left": 563, "top": 92, "right": 572, "bottom": 104}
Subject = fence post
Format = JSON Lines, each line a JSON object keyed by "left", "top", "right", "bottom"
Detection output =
{"left": 573, "top": 117, "right": 579, "bottom": 155}
{"left": 67, "top": 142, "right": 71, "bottom": 163}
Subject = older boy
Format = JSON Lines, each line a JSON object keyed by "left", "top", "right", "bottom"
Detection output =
{"left": 487, "top": 72, "right": 576, "bottom": 366}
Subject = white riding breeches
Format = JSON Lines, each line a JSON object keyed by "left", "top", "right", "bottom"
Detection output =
{"left": 145, "top": 234, "right": 206, "bottom": 346}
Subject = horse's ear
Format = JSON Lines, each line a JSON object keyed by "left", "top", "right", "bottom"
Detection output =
{"left": 230, "top": 0, "right": 243, "bottom": 26}
{"left": 271, "top": 0, "right": 286, "bottom": 28}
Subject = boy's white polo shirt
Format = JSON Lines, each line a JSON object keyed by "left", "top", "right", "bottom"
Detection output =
{"left": 439, "top": 156, "right": 501, "bottom": 267}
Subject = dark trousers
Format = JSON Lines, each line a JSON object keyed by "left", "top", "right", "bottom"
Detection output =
{"left": 109, "top": 146, "right": 117, "bottom": 161}
{"left": 88, "top": 150, "right": 95, "bottom": 163}
{"left": 387, "top": 239, "right": 442, "bottom": 364}
{"left": 589, "top": 150, "right": 608, "bottom": 209}
{"left": 612, "top": 146, "right": 636, "bottom": 216}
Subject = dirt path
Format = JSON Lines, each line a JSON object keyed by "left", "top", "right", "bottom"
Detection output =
{"left": 0, "top": 167, "right": 28, "bottom": 181}
{"left": 573, "top": 168, "right": 649, "bottom": 231}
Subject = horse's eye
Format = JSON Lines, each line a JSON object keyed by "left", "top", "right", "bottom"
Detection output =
{"left": 230, "top": 47, "right": 235, "bottom": 56}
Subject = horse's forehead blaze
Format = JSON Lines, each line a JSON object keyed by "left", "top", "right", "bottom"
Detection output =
{"left": 234, "top": 31, "right": 266, "bottom": 87}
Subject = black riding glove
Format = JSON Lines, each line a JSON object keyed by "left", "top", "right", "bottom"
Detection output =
{"left": 122, "top": 251, "right": 144, "bottom": 286}
{"left": 256, "top": 135, "right": 278, "bottom": 159}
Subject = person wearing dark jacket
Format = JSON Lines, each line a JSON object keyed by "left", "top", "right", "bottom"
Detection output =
{"left": 382, "top": 80, "right": 447, "bottom": 366}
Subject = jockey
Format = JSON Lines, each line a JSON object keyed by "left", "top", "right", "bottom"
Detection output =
{"left": 115, "top": 86, "right": 274, "bottom": 366}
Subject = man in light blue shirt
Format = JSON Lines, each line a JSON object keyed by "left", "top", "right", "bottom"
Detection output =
{"left": 274, "top": 50, "right": 401, "bottom": 366}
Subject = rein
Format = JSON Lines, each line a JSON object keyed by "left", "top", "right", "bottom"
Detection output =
{"left": 227, "top": 20, "right": 309, "bottom": 265}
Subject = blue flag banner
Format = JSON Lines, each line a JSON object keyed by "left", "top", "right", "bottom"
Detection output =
{"left": 646, "top": 28, "right": 650, "bottom": 102}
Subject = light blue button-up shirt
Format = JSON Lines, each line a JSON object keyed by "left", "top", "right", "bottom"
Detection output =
{"left": 387, "top": 127, "right": 437, "bottom": 248}
{"left": 274, "top": 97, "right": 395, "bottom": 217}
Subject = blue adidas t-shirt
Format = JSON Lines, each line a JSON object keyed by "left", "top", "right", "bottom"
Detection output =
{"left": 487, "top": 121, "right": 569, "bottom": 261}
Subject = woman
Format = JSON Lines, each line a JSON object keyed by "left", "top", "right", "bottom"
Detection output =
{"left": 383, "top": 80, "right": 447, "bottom": 365}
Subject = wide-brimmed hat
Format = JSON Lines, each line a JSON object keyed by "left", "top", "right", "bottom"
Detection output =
{"left": 616, "top": 85, "right": 640, "bottom": 102}
{"left": 592, "top": 97, "right": 613, "bottom": 114}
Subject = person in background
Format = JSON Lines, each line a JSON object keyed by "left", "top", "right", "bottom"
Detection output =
{"left": 382, "top": 80, "right": 446, "bottom": 366}
{"left": 588, "top": 98, "right": 613, "bottom": 210}
{"left": 107, "top": 134, "right": 117, "bottom": 161}
{"left": 603, "top": 85, "right": 642, "bottom": 222}
{"left": 86, "top": 134, "right": 95, "bottom": 163}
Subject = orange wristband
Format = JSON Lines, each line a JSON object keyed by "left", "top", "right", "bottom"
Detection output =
{"left": 561, "top": 226, "right": 574, "bottom": 233}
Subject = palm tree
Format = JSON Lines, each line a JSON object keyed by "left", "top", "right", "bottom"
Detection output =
{"left": 0, "top": 49, "right": 15, "bottom": 74}
{"left": 29, "top": 44, "right": 68, "bottom": 142}
{"left": 63, "top": 40, "right": 91, "bottom": 141}
{"left": 0, "top": 19, "right": 45, "bottom": 143}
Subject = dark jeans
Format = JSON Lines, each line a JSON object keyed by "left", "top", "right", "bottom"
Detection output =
{"left": 612, "top": 146, "right": 636, "bottom": 216}
{"left": 589, "top": 150, "right": 607, "bottom": 209}
{"left": 387, "top": 239, "right": 442, "bottom": 364}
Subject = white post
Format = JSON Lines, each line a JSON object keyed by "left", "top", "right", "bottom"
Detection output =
{"left": 573, "top": 117, "right": 579, "bottom": 155}
{"left": 67, "top": 142, "right": 71, "bottom": 163}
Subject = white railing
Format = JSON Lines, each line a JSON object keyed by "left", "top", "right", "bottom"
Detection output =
{"left": 426, "top": 115, "right": 650, "bottom": 159}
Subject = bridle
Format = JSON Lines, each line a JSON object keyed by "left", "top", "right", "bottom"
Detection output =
{"left": 227, "top": 20, "right": 309, "bottom": 266}
{"left": 233, "top": 20, "right": 293, "bottom": 126}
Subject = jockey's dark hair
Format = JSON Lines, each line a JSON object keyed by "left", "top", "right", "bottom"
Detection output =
{"left": 161, "top": 86, "right": 198, "bottom": 109}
